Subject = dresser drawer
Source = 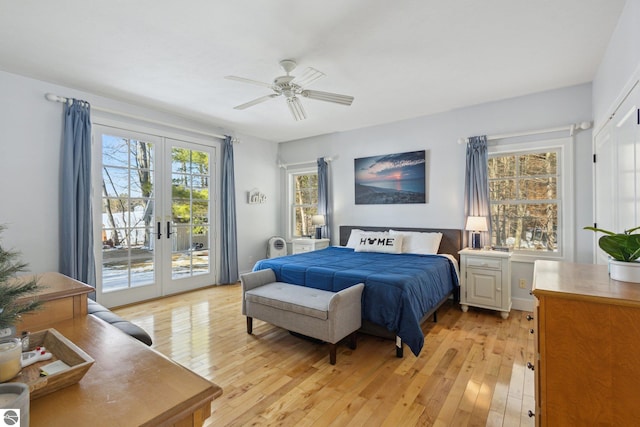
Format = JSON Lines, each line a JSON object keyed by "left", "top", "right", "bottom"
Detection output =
{"left": 295, "top": 242, "right": 314, "bottom": 253}
{"left": 465, "top": 256, "right": 502, "bottom": 270}
{"left": 292, "top": 239, "right": 329, "bottom": 254}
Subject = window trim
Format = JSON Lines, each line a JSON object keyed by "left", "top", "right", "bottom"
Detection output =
{"left": 286, "top": 166, "right": 318, "bottom": 241}
{"left": 488, "top": 137, "right": 574, "bottom": 263}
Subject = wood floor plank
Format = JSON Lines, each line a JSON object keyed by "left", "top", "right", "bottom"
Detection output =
{"left": 114, "top": 284, "right": 535, "bottom": 426}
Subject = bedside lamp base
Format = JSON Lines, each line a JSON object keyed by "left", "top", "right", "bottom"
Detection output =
{"left": 471, "top": 232, "right": 481, "bottom": 249}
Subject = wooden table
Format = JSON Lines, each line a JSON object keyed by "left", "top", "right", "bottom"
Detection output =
{"left": 15, "top": 272, "right": 94, "bottom": 332}
{"left": 28, "top": 312, "right": 222, "bottom": 426}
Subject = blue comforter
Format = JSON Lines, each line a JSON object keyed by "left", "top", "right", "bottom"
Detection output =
{"left": 253, "top": 246, "right": 459, "bottom": 356}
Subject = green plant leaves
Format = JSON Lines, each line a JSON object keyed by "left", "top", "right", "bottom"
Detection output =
{"left": 598, "top": 234, "right": 640, "bottom": 262}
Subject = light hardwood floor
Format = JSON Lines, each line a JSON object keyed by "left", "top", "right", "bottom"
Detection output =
{"left": 114, "top": 284, "right": 535, "bottom": 426}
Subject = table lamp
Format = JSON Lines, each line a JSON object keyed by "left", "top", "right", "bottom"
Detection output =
{"left": 312, "top": 215, "right": 325, "bottom": 239}
{"left": 465, "top": 216, "right": 488, "bottom": 249}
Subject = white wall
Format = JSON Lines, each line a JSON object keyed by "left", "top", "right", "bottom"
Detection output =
{"left": 233, "top": 135, "right": 281, "bottom": 273}
{"left": 0, "top": 70, "right": 279, "bottom": 278}
{"left": 279, "top": 83, "right": 593, "bottom": 253}
{"left": 593, "top": 0, "right": 640, "bottom": 129}
{"left": 278, "top": 83, "right": 594, "bottom": 309}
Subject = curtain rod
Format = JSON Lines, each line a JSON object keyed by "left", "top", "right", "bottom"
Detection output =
{"left": 278, "top": 156, "right": 334, "bottom": 169}
{"left": 457, "top": 121, "right": 592, "bottom": 144}
{"left": 45, "top": 93, "right": 237, "bottom": 142}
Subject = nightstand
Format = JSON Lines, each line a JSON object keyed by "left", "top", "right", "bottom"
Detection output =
{"left": 292, "top": 238, "right": 330, "bottom": 254}
{"left": 458, "top": 248, "right": 512, "bottom": 319}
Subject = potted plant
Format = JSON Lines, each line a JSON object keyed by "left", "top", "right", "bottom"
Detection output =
{"left": 584, "top": 225, "right": 640, "bottom": 282}
{"left": 0, "top": 225, "right": 42, "bottom": 384}
{"left": 0, "top": 225, "right": 42, "bottom": 333}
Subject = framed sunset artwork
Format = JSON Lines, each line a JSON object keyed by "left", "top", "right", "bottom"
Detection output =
{"left": 354, "top": 150, "right": 427, "bottom": 205}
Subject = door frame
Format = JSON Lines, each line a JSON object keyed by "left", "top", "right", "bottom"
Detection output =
{"left": 92, "top": 118, "right": 221, "bottom": 308}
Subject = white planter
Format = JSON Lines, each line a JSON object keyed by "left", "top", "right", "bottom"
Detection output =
{"left": 610, "top": 260, "right": 640, "bottom": 283}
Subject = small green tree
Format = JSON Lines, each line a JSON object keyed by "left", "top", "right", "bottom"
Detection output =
{"left": 0, "top": 225, "right": 42, "bottom": 330}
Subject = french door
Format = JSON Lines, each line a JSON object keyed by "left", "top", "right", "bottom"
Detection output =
{"left": 593, "top": 82, "right": 640, "bottom": 264}
{"left": 93, "top": 125, "right": 216, "bottom": 307}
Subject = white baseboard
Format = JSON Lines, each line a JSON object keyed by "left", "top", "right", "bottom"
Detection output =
{"left": 512, "top": 297, "right": 534, "bottom": 313}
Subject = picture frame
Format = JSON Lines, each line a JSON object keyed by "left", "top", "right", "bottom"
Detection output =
{"left": 354, "top": 150, "right": 427, "bottom": 205}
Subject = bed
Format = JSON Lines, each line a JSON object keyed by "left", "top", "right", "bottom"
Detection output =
{"left": 253, "top": 226, "right": 462, "bottom": 357}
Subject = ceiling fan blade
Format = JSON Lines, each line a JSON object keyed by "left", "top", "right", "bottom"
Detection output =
{"left": 233, "top": 94, "right": 279, "bottom": 110}
{"left": 292, "top": 67, "right": 325, "bottom": 88}
{"left": 225, "top": 75, "right": 274, "bottom": 89}
{"left": 287, "top": 97, "right": 306, "bottom": 121}
{"left": 301, "top": 89, "right": 354, "bottom": 106}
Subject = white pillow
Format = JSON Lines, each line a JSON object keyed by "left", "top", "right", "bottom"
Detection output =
{"left": 389, "top": 230, "right": 443, "bottom": 255}
{"left": 354, "top": 232, "right": 403, "bottom": 254}
{"left": 345, "top": 229, "right": 364, "bottom": 248}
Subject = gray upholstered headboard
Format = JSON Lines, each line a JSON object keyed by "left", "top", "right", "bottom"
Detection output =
{"left": 339, "top": 225, "right": 463, "bottom": 262}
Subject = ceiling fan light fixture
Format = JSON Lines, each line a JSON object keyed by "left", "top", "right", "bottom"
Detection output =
{"left": 226, "top": 60, "right": 352, "bottom": 120}
{"left": 287, "top": 97, "right": 306, "bottom": 121}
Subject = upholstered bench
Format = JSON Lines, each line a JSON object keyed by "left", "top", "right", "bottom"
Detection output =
{"left": 241, "top": 269, "right": 363, "bottom": 365}
{"left": 88, "top": 299, "right": 153, "bottom": 346}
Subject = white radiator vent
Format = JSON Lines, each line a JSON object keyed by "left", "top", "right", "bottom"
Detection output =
{"left": 267, "top": 237, "right": 287, "bottom": 258}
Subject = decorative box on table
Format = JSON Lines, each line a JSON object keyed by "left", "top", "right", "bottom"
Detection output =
{"left": 9, "top": 328, "right": 94, "bottom": 399}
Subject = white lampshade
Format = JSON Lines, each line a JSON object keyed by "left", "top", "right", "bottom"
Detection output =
{"left": 465, "top": 216, "right": 488, "bottom": 232}
{"left": 311, "top": 215, "right": 325, "bottom": 226}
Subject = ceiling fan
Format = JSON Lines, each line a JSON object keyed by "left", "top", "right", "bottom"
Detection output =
{"left": 225, "top": 59, "right": 354, "bottom": 121}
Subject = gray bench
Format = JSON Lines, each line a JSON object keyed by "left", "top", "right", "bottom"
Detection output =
{"left": 241, "top": 269, "right": 363, "bottom": 365}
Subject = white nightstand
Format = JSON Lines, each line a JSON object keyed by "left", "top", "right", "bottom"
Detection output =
{"left": 458, "top": 248, "right": 512, "bottom": 319}
{"left": 292, "top": 238, "right": 330, "bottom": 254}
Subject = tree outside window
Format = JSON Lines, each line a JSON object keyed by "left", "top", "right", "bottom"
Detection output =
{"left": 292, "top": 172, "right": 318, "bottom": 237}
{"left": 489, "top": 150, "right": 559, "bottom": 252}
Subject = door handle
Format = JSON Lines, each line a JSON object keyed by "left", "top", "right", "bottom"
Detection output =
{"left": 156, "top": 222, "right": 162, "bottom": 239}
{"left": 166, "top": 221, "right": 173, "bottom": 238}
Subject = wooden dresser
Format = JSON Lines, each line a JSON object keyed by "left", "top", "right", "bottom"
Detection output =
{"left": 14, "top": 272, "right": 94, "bottom": 332}
{"left": 531, "top": 260, "right": 640, "bottom": 426}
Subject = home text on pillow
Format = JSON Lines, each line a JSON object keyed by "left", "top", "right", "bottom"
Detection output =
{"left": 354, "top": 232, "right": 403, "bottom": 254}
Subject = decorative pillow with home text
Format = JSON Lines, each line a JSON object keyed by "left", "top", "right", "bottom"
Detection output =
{"left": 354, "top": 232, "right": 403, "bottom": 254}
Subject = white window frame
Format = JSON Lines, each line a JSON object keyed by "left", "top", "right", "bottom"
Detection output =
{"left": 285, "top": 166, "right": 318, "bottom": 241}
{"left": 488, "top": 137, "right": 574, "bottom": 263}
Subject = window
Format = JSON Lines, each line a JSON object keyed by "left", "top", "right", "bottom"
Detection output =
{"left": 290, "top": 171, "right": 318, "bottom": 238}
{"left": 488, "top": 138, "right": 573, "bottom": 260}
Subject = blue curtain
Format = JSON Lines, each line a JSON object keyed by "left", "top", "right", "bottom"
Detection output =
{"left": 317, "top": 157, "right": 331, "bottom": 241}
{"left": 220, "top": 136, "right": 239, "bottom": 284}
{"left": 464, "top": 136, "right": 492, "bottom": 247}
{"left": 60, "top": 100, "right": 95, "bottom": 287}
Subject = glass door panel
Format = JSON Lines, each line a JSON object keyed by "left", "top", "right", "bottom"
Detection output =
{"left": 164, "top": 140, "right": 214, "bottom": 294}
{"left": 95, "top": 126, "right": 162, "bottom": 307}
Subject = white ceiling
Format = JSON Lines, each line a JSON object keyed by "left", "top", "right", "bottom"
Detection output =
{"left": 0, "top": 1, "right": 626, "bottom": 142}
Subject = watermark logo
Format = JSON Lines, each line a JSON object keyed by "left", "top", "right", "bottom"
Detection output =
{"left": 0, "top": 409, "right": 20, "bottom": 426}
